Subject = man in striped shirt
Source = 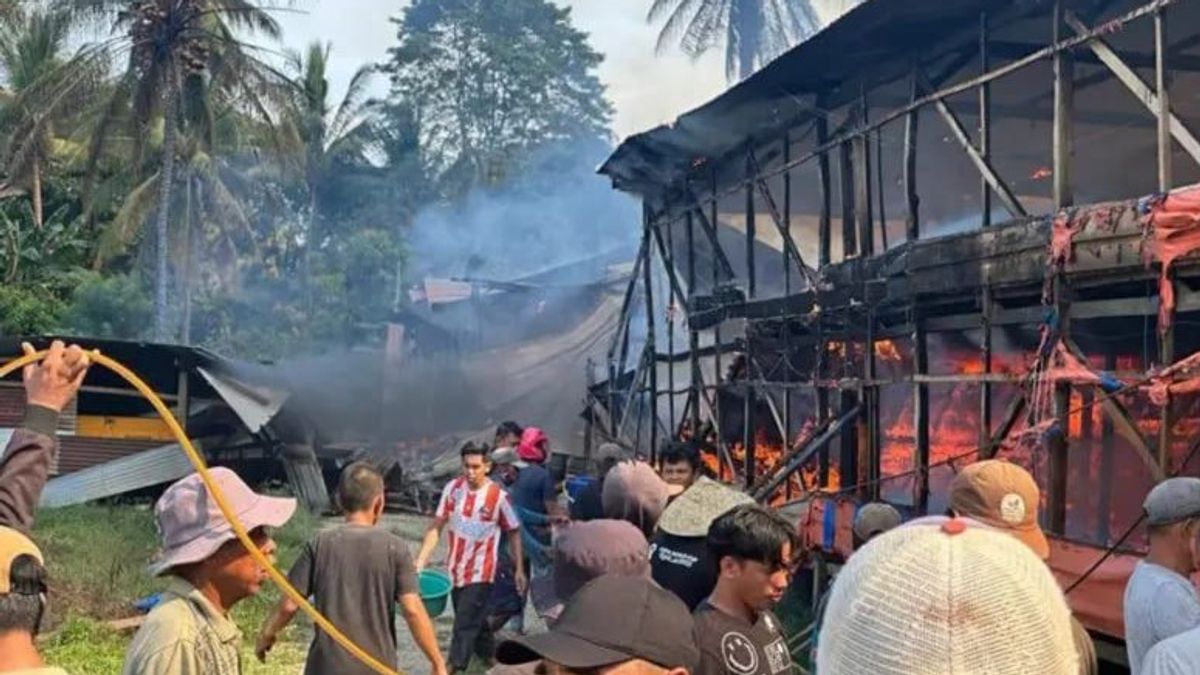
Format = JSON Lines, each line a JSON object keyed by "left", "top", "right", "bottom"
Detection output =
{"left": 417, "top": 443, "right": 525, "bottom": 673}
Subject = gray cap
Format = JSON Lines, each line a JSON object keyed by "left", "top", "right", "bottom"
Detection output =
{"left": 1143, "top": 477, "right": 1200, "bottom": 526}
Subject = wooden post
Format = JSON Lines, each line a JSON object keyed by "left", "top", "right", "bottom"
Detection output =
{"left": 1156, "top": 8, "right": 1172, "bottom": 191}
{"left": 712, "top": 170, "right": 724, "bottom": 475}
{"left": 666, "top": 217, "right": 676, "bottom": 436}
{"left": 744, "top": 156, "right": 756, "bottom": 488}
{"left": 914, "top": 315, "right": 930, "bottom": 512}
{"left": 980, "top": 287, "right": 993, "bottom": 447}
{"left": 980, "top": 12, "right": 993, "bottom": 227}
{"left": 176, "top": 367, "right": 190, "bottom": 435}
{"left": 1053, "top": 0, "right": 1075, "bottom": 209}
{"left": 817, "top": 320, "right": 831, "bottom": 487}
{"left": 1050, "top": 382, "right": 1070, "bottom": 534}
{"left": 687, "top": 211, "right": 701, "bottom": 438}
{"left": 783, "top": 135, "right": 793, "bottom": 499}
{"left": 855, "top": 89, "right": 874, "bottom": 256}
{"left": 866, "top": 310, "right": 880, "bottom": 500}
{"left": 817, "top": 115, "right": 833, "bottom": 265}
{"left": 643, "top": 206, "right": 658, "bottom": 463}
{"left": 1099, "top": 351, "right": 1116, "bottom": 543}
{"left": 745, "top": 156, "right": 757, "bottom": 300}
{"left": 904, "top": 67, "right": 920, "bottom": 241}
{"left": 840, "top": 122, "right": 858, "bottom": 258}
{"left": 1160, "top": 279, "right": 1175, "bottom": 471}
{"left": 840, "top": 388, "right": 859, "bottom": 495}
{"left": 876, "top": 131, "right": 889, "bottom": 251}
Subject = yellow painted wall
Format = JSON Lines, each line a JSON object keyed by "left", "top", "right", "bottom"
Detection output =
{"left": 75, "top": 415, "right": 174, "bottom": 441}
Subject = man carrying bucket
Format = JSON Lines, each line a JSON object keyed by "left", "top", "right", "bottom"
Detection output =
{"left": 418, "top": 443, "right": 526, "bottom": 673}
{"left": 256, "top": 461, "right": 447, "bottom": 675}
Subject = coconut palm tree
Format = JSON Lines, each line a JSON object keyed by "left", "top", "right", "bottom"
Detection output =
{"left": 0, "top": 8, "right": 107, "bottom": 227}
{"left": 648, "top": 0, "right": 832, "bottom": 82}
{"left": 68, "top": 0, "right": 283, "bottom": 339}
{"left": 276, "top": 42, "right": 377, "bottom": 278}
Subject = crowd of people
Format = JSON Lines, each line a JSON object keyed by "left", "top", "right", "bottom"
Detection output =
{"left": 2, "top": 343, "right": 1200, "bottom": 674}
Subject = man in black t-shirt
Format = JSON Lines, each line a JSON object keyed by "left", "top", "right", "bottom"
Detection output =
{"left": 257, "top": 462, "right": 447, "bottom": 675}
{"left": 693, "top": 505, "right": 798, "bottom": 675}
{"left": 651, "top": 477, "right": 753, "bottom": 611}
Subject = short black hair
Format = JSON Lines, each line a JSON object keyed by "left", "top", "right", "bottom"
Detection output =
{"left": 461, "top": 442, "right": 488, "bottom": 459}
{"left": 337, "top": 461, "right": 384, "bottom": 513}
{"left": 495, "top": 421, "right": 523, "bottom": 439}
{"left": 660, "top": 441, "right": 701, "bottom": 471}
{"left": 707, "top": 504, "right": 799, "bottom": 570}
{"left": 0, "top": 555, "right": 46, "bottom": 634}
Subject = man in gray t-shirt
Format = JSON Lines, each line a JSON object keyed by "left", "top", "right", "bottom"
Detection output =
{"left": 257, "top": 462, "right": 448, "bottom": 675}
{"left": 1123, "top": 478, "right": 1200, "bottom": 675}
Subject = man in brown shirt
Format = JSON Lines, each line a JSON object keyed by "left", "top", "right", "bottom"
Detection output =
{"left": 0, "top": 340, "right": 91, "bottom": 675}
{"left": 693, "top": 505, "right": 797, "bottom": 675}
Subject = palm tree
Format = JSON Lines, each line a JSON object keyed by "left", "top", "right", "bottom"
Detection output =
{"left": 69, "top": 0, "right": 282, "bottom": 339}
{"left": 0, "top": 8, "right": 106, "bottom": 227}
{"left": 648, "top": 0, "right": 830, "bottom": 82}
{"left": 277, "top": 42, "right": 376, "bottom": 282}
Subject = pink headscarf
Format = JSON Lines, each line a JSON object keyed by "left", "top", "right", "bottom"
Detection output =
{"left": 518, "top": 427, "right": 549, "bottom": 463}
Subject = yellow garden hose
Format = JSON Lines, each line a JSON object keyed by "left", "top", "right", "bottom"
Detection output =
{"left": 0, "top": 349, "right": 403, "bottom": 675}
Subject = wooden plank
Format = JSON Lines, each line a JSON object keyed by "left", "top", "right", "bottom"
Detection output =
{"left": 1065, "top": 10, "right": 1200, "bottom": 167}
{"left": 687, "top": 212, "right": 701, "bottom": 436}
{"left": 922, "top": 71, "right": 1027, "bottom": 219}
{"left": 980, "top": 287, "right": 993, "bottom": 448}
{"left": 748, "top": 149, "right": 817, "bottom": 287}
{"left": 745, "top": 156, "right": 756, "bottom": 300}
{"left": 1054, "top": 1, "right": 1074, "bottom": 209}
{"left": 981, "top": 392, "right": 1026, "bottom": 460}
{"left": 685, "top": 187, "right": 737, "bottom": 279}
{"left": 753, "top": 404, "right": 862, "bottom": 501}
{"left": 1160, "top": 276, "right": 1175, "bottom": 470}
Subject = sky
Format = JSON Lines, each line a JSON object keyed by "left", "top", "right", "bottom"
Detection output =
{"left": 272, "top": 0, "right": 853, "bottom": 142}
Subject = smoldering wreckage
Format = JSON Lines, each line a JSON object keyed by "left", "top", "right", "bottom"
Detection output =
{"left": 7, "top": 0, "right": 1200, "bottom": 669}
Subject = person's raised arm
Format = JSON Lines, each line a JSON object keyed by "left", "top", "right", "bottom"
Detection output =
{"left": 399, "top": 592, "right": 448, "bottom": 675}
{"left": 256, "top": 595, "right": 299, "bottom": 663}
{"left": 0, "top": 341, "right": 89, "bottom": 531}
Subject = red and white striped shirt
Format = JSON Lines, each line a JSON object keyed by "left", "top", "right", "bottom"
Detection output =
{"left": 437, "top": 477, "right": 519, "bottom": 587}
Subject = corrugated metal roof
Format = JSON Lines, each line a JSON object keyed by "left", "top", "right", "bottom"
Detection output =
{"left": 40, "top": 442, "right": 196, "bottom": 508}
{"left": 598, "top": 0, "right": 1036, "bottom": 196}
{"left": 56, "top": 436, "right": 162, "bottom": 475}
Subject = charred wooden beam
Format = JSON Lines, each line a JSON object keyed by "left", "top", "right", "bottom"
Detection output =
{"left": 1099, "top": 352, "right": 1116, "bottom": 542}
{"left": 748, "top": 149, "right": 817, "bottom": 286}
{"left": 1065, "top": 10, "right": 1200, "bottom": 167}
{"left": 1054, "top": 1, "right": 1075, "bottom": 209}
{"left": 855, "top": 88, "right": 874, "bottom": 257}
{"left": 980, "top": 12, "right": 992, "bottom": 227}
{"left": 684, "top": 186, "right": 737, "bottom": 280}
{"left": 687, "top": 212, "right": 701, "bottom": 437}
{"left": 782, "top": 135, "right": 794, "bottom": 498}
{"left": 914, "top": 315, "right": 930, "bottom": 511}
{"left": 1160, "top": 277, "right": 1175, "bottom": 471}
{"left": 643, "top": 205, "right": 658, "bottom": 463}
{"left": 981, "top": 391, "right": 1026, "bottom": 460}
{"left": 919, "top": 70, "right": 1027, "bottom": 219}
{"left": 1049, "top": 382, "right": 1070, "bottom": 534}
{"left": 817, "top": 115, "right": 833, "bottom": 266}
{"left": 904, "top": 67, "right": 919, "bottom": 241}
{"left": 980, "top": 287, "right": 993, "bottom": 448}
{"left": 752, "top": 404, "right": 862, "bottom": 502}
{"left": 839, "top": 133, "right": 857, "bottom": 258}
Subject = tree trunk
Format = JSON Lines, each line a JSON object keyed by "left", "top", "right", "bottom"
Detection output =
{"left": 31, "top": 156, "right": 43, "bottom": 229}
{"left": 181, "top": 177, "right": 195, "bottom": 344}
{"left": 154, "top": 80, "right": 180, "bottom": 341}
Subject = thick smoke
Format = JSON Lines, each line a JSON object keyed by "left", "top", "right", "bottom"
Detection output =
{"left": 406, "top": 136, "right": 638, "bottom": 284}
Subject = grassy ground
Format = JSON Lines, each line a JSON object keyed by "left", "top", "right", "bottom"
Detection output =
{"left": 33, "top": 503, "right": 319, "bottom": 675}
{"left": 29, "top": 504, "right": 481, "bottom": 675}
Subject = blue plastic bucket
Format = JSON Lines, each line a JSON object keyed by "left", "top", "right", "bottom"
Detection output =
{"left": 418, "top": 569, "right": 452, "bottom": 617}
{"left": 565, "top": 475, "right": 595, "bottom": 502}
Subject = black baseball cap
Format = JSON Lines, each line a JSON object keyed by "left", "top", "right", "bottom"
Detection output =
{"left": 497, "top": 575, "right": 700, "bottom": 670}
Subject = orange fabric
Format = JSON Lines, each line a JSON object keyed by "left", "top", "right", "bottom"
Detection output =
{"left": 1144, "top": 186, "right": 1200, "bottom": 333}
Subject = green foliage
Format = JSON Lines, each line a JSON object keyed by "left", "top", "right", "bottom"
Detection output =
{"left": 383, "top": 0, "right": 612, "bottom": 189}
{"left": 0, "top": 283, "right": 64, "bottom": 334}
{"left": 63, "top": 271, "right": 152, "bottom": 339}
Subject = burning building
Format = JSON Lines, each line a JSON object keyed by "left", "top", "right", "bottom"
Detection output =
{"left": 593, "top": 0, "right": 1200, "bottom": 660}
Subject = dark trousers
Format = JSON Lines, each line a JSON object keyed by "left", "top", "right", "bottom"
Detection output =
{"left": 450, "top": 582, "right": 494, "bottom": 670}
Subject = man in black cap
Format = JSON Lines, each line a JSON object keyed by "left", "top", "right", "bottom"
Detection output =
{"left": 496, "top": 574, "right": 699, "bottom": 675}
